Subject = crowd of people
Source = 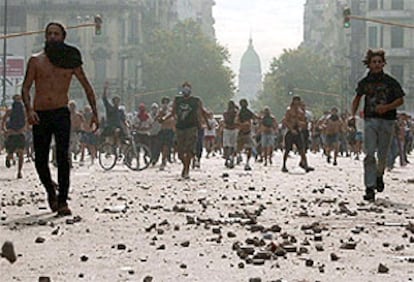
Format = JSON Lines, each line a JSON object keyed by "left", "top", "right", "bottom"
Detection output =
{"left": 2, "top": 88, "right": 413, "bottom": 178}
{"left": 1, "top": 22, "right": 413, "bottom": 216}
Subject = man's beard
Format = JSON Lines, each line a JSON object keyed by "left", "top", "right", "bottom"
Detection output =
{"left": 44, "top": 40, "right": 83, "bottom": 69}
{"left": 44, "top": 41, "right": 65, "bottom": 64}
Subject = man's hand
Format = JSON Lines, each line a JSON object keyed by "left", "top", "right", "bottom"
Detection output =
{"left": 27, "top": 109, "right": 40, "bottom": 125}
{"left": 90, "top": 113, "right": 99, "bottom": 132}
{"left": 376, "top": 104, "right": 388, "bottom": 115}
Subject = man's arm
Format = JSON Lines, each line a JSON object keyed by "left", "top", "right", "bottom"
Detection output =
{"left": 351, "top": 95, "right": 362, "bottom": 117}
{"left": 21, "top": 57, "right": 39, "bottom": 125}
{"left": 74, "top": 66, "right": 99, "bottom": 129}
{"left": 1, "top": 110, "right": 11, "bottom": 132}
{"left": 376, "top": 97, "right": 404, "bottom": 115}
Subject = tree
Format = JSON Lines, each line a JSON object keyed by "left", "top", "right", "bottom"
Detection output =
{"left": 140, "top": 20, "right": 235, "bottom": 112}
{"left": 255, "top": 48, "right": 343, "bottom": 119}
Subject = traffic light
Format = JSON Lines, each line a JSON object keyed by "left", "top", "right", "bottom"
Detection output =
{"left": 94, "top": 15, "right": 103, "bottom": 35}
{"left": 287, "top": 84, "right": 294, "bottom": 96}
{"left": 343, "top": 7, "right": 351, "bottom": 28}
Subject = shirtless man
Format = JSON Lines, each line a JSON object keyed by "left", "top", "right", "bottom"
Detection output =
{"left": 259, "top": 106, "right": 278, "bottom": 166}
{"left": 323, "top": 107, "right": 343, "bottom": 166}
{"left": 282, "top": 96, "right": 314, "bottom": 173}
{"left": 236, "top": 99, "right": 257, "bottom": 171}
{"left": 22, "top": 22, "right": 99, "bottom": 216}
{"left": 157, "top": 97, "right": 176, "bottom": 171}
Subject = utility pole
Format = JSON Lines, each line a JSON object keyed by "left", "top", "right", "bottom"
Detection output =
{"left": 2, "top": 0, "right": 8, "bottom": 107}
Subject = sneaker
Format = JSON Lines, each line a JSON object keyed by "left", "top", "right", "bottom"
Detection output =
{"left": 57, "top": 203, "right": 72, "bottom": 216}
{"left": 333, "top": 160, "right": 337, "bottom": 166}
{"left": 299, "top": 162, "right": 314, "bottom": 172}
{"left": 17, "top": 172, "right": 22, "bottom": 179}
{"left": 244, "top": 164, "right": 252, "bottom": 171}
{"left": 305, "top": 166, "right": 315, "bottom": 172}
{"left": 376, "top": 176, "right": 384, "bottom": 193}
{"left": 281, "top": 167, "right": 288, "bottom": 173}
{"left": 363, "top": 188, "right": 375, "bottom": 202}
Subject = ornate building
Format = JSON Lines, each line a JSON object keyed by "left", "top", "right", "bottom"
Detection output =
{"left": 0, "top": 0, "right": 216, "bottom": 110}
{"left": 238, "top": 37, "right": 262, "bottom": 103}
{"left": 176, "top": 0, "right": 215, "bottom": 38}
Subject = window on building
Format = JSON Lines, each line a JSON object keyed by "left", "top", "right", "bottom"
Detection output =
{"left": 368, "top": 26, "right": 378, "bottom": 48}
{"left": 391, "top": 0, "right": 404, "bottom": 10}
{"left": 95, "top": 60, "right": 107, "bottom": 84}
{"left": 390, "top": 65, "right": 404, "bottom": 83}
{"left": 391, "top": 27, "right": 404, "bottom": 48}
{"left": 368, "top": 0, "right": 378, "bottom": 10}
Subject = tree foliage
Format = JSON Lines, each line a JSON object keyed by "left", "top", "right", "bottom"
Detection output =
{"left": 141, "top": 20, "right": 235, "bottom": 112}
{"left": 255, "top": 48, "right": 343, "bottom": 119}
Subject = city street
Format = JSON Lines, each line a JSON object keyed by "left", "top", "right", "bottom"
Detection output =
{"left": 1, "top": 151, "right": 414, "bottom": 282}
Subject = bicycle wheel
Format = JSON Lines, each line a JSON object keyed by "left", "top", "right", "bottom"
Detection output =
{"left": 124, "top": 143, "right": 151, "bottom": 171}
{"left": 98, "top": 142, "right": 117, "bottom": 170}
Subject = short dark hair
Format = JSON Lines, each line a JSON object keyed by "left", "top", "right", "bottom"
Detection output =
{"left": 182, "top": 81, "right": 191, "bottom": 88}
{"left": 45, "top": 22, "right": 67, "bottom": 39}
{"left": 363, "top": 49, "right": 386, "bottom": 67}
{"left": 239, "top": 99, "right": 248, "bottom": 107}
{"left": 161, "top": 96, "right": 170, "bottom": 104}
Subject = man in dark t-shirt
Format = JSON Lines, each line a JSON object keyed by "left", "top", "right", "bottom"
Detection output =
{"left": 169, "top": 82, "right": 209, "bottom": 179}
{"left": 351, "top": 49, "right": 405, "bottom": 202}
{"left": 2, "top": 95, "right": 26, "bottom": 179}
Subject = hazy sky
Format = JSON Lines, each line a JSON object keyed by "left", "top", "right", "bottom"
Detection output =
{"left": 213, "top": 0, "right": 306, "bottom": 76}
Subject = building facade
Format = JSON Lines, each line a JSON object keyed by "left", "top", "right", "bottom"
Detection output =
{"left": 0, "top": 0, "right": 216, "bottom": 109}
{"left": 303, "top": 0, "right": 414, "bottom": 113}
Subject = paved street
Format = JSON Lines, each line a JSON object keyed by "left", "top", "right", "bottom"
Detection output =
{"left": 1, "top": 151, "right": 414, "bottom": 282}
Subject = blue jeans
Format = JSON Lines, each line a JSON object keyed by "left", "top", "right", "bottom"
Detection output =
{"left": 363, "top": 118, "right": 395, "bottom": 189}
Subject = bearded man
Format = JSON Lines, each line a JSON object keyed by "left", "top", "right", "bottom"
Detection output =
{"left": 22, "top": 22, "right": 99, "bottom": 216}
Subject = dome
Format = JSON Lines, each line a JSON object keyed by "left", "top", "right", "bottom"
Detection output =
{"left": 240, "top": 38, "right": 261, "bottom": 73}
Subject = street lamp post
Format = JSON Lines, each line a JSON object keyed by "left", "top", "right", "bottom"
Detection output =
{"left": 2, "top": 0, "right": 8, "bottom": 107}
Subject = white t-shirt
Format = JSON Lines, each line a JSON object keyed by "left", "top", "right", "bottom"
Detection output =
{"left": 204, "top": 118, "right": 218, "bottom": 137}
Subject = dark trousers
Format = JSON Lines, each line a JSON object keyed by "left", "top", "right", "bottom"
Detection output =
{"left": 33, "top": 107, "right": 71, "bottom": 204}
{"left": 196, "top": 128, "right": 204, "bottom": 159}
{"left": 150, "top": 133, "right": 161, "bottom": 164}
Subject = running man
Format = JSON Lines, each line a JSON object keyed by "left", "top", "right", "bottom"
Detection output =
{"left": 222, "top": 101, "right": 239, "bottom": 168}
{"left": 351, "top": 49, "right": 404, "bottom": 202}
{"left": 259, "top": 106, "right": 278, "bottom": 166}
{"left": 168, "top": 82, "right": 209, "bottom": 179}
{"left": 236, "top": 99, "right": 257, "bottom": 171}
{"left": 1, "top": 95, "right": 26, "bottom": 179}
{"left": 282, "top": 96, "right": 314, "bottom": 173}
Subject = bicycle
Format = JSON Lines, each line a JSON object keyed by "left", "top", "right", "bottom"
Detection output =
{"left": 98, "top": 129, "right": 152, "bottom": 171}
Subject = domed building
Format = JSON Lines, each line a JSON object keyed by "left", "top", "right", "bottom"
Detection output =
{"left": 238, "top": 37, "right": 262, "bottom": 103}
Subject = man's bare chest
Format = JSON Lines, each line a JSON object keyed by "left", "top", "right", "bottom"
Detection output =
{"left": 35, "top": 59, "right": 73, "bottom": 80}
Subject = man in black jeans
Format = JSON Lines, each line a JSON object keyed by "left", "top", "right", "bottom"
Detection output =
{"left": 22, "top": 22, "right": 99, "bottom": 216}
